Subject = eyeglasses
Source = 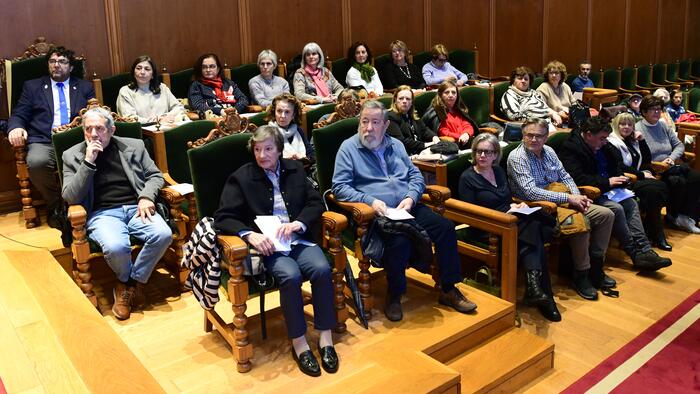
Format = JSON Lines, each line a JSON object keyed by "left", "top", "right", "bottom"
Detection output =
{"left": 48, "top": 59, "right": 70, "bottom": 66}
{"left": 647, "top": 107, "right": 662, "bottom": 113}
{"left": 201, "top": 64, "right": 218, "bottom": 70}
{"left": 434, "top": 57, "right": 447, "bottom": 63}
{"left": 523, "top": 133, "right": 547, "bottom": 141}
{"left": 474, "top": 149, "right": 496, "bottom": 156}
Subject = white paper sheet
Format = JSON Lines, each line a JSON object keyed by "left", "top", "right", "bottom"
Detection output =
{"left": 253, "top": 216, "right": 291, "bottom": 252}
{"left": 385, "top": 208, "right": 415, "bottom": 221}
{"left": 507, "top": 205, "right": 541, "bottom": 215}
{"left": 168, "top": 183, "right": 194, "bottom": 196}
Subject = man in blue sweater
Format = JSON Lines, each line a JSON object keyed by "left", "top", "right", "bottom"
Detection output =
{"left": 571, "top": 61, "right": 594, "bottom": 92}
{"left": 332, "top": 100, "right": 476, "bottom": 322}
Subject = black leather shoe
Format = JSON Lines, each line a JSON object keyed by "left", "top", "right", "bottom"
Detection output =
{"left": 318, "top": 344, "right": 339, "bottom": 373}
{"left": 632, "top": 251, "right": 672, "bottom": 272}
{"left": 652, "top": 234, "right": 672, "bottom": 251}
{"left": 537, "top": 298, "right": 562, "bottom": 322}
{"left": 292, "top": 348, "right": 321, "bottom": 377}
{"left": 384, "top": 294, "right": 403, "bottom": 322}
{"left": 572, "top": 270, "right": 598, "bottom": 300}
{"left": 591, "top": 272, "right": 617, "bottom": 289}
{"left": 523, "top": 270, "right": 549, "bottom": 306}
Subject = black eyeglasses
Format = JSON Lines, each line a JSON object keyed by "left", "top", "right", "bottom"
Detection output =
{"left": 474, "top": 149, "right": 496, "bottom": 156}
{"left": 48, "top": 59, "right": 70, "bottom": 66}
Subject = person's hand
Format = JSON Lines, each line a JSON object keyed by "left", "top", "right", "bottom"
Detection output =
{"left": 510, "top": 202, "right": 529, "bottom": 210}
{"left": 136, "top": 198, "right": 155, "bottom": 223}
{"left": 245, "top": 232, "right": 275, "bottom": 256}
{"left": 159, "top": 113, "right": 175, "bottom": 124}
{"left": 7, "top": 128, "right": 27, "bottom": 146}
{"left": 432, "top": 136, "right": 441, "bottom": 144}
{"left": 323, "top": 96, "right": 336, "bottom": 103}
{"left": 395, "top": 197, "right": 414, "bottom": 212}
{"left": 276, "top": 222, "right": 302, "bottom": 242}
{"left": 456, "top": 79, "right": 465, "bottom": 87}
{"left": 445, "top": 74, "right": 457, "bottom": 83}
{"left": 85, "top": 140, "right": 103, "bottom": 164}
{"left": 643, "top": 170, "right": 655, "bottom": 179}
{"left": 634, "top": 131, "right": 644, "bottom": 140}
{"left": 458, "top": 133, "right": 470, "bottom": 145}
{"left": 662, "top": 157, "right": 675, "bottom": 166}
{"left": 551, "top": 112, "right": 563, "bottom": 126}
{"left": 567, "top": 194, "right": 591, "bottom": 213}
{"left": 371, "top": 199, "right": 387, "bottom": 216}
{"left": 609, "top": 176, "right": 628, "bottom": 187}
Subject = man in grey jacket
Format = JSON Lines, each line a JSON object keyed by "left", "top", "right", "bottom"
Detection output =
{"left": 62, "top": 107, "right": 172, "bottom": 320}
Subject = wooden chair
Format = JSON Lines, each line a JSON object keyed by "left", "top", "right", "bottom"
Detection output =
{"left": 186, "top": 132, "right": 349, "bottom": 373}
{"left": 91, "top": 72, "right": 130, "bottom": 111}
{"left": 3, "top": 37, "right": 88, "bottom": 228}
{"left": 662, "top": 61, "right": 694, "bottom": 90}
{"left": 313, "top": 117, "right": 451, "bottom": 317}
{"left": 51, "top": 111, "right": 189, "bottom": 308}
{"left": 678, "top": 59, "right": 700, "bottom": 86}
{"left": 582, "top": 87, "right": 619, "bottom": 109}
{"left": 490, "top": 81, "right": 511, "bottom": 124}
{"left": 637, "top": 63, "right": 679, "bottom": 92}
{"left": 411, "top": 51, "right": 432, "bottom": 71}
{"left": 414, "top": 90, "right": 437, "bottom": 118}
{"left": 301, "top": 102, "right": 336, "bottom": 137}
{"left": 168, "top": 67, "right": 194, "bottom": 99}
{"left": 448, "top": 47, "right": 509, "bottom": 83}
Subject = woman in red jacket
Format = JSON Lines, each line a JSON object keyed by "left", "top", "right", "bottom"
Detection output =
{"left": 421, "top": 80, "right": 479, "bottom": 148}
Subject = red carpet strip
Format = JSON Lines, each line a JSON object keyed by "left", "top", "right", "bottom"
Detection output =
{"left": 563, "top": 288, "right": 700, "bottom": 393}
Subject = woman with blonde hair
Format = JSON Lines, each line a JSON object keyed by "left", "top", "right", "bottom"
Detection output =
{"left": 387, "top": 85, "right": 440, "bottom": 154}
{"left": 382, "top": 40, "right": 425, "bottom": 89}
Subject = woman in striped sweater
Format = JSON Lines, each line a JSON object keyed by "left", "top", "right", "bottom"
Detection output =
{"left": 500, "top": 66, "right": 561, "bottom": 131}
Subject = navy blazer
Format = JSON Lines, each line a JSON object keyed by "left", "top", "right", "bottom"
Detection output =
{"left": 8, "top": 76, "right": 95, "bottom": 144}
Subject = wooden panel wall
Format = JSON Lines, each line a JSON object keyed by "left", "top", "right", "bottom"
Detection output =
{"left": 1, "top": 0, "right": 700, "bottom": 213}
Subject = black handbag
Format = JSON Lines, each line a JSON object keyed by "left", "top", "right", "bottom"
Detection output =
{"left": 430, "top": 141, "right": 459, "bottom": 155}
{"left": 569, "top": 100, "right": 591, "bottom": 130}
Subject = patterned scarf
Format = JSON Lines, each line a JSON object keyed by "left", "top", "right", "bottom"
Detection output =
{"left": 200, "top": 77, "right": 237, "bottom": 104}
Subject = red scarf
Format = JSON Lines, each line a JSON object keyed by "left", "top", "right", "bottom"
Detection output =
{"left": 304, "top": 65, "right": 330, "bottom": 98}
{"left": 200, "top": 77, "right": 237, "bottom": 104}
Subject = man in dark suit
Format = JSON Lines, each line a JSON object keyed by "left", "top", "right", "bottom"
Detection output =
{"left": 7, "top": 46, "right": 95, "bottom": 225}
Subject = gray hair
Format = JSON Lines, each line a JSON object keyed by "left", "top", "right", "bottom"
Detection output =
{"left": 247, "top": 125, "right": 284, "bottom": 153}
{"left": 257, "top": 49, "right": 278, "bottom": 68}
{"left": 301, "top": 42, "right": 325, "bottom": 69}
{"left": 522, "top": 118, "right": 549, "bottom": 135}
{"left": 653, "top": 88, "right": 670, "bottom": 104}
{"left": 82, "top": 107, "right": 114, "bottom": 130}
{"left": 470, "top": 133, "right": 501, "bottom": 164}
{"left": 359, "top": 100, "right": 389, "bottom": 122}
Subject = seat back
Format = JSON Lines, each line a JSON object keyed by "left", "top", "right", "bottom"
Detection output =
{"left": 687, "top": 88, "right": 700, "bottom": 113}
{"left": 492, "top": 81, "right": 510, "bottom": 120}
{"left": 187, "top": 133, "right": 253, "bottom": 218}
{"left": 679, "top": 59, "right": 692, "bottom": 79}
{"left": 162, "top": 120, "right": 216, "bottom": 184}
{"left": 53, "top": 122, "right": 143, "bottom": 181}
{"left": 448, "top": 49, "right": 477, "bottom": 75}
{"left": 331, "top": 57, "right": 350, "bottom": 87}
{"left": 411, "top": 51, "right": 432, "bottom": 71}
{"left": 652, "top": 63, "right": 668, "bottom": 85}
{"left": 445, "top": 153, "right": 473, "bottom": 193}
{"left": 414, "top": 90, "right": 437, "bottom": 117}
{"left": 499, "top": 141, "right": 523, "bottom": 170}
{"left": 459, "top": 85, "right": 491, "bottom": 126}
{"left": 170, "top": 68, "right": 194, "bottom": 99}
{"left": 589, "top": 69, "right": 602, "bottom": 88}
{"left": 305, "top": 102, "right": 337, "bottom": 135}
{"left": 531, "top": 76, "right": 545, "bottom": 90}
{"left": 565, "top": 74, "right": 576, "bottom": 90}
{"left": 376, "top": 95, "right": 393, "bottom": 109}
{"left": 230, "top": 63, "right": 258, "bottom": 99}
{"left": 312, "top": 117, "right": 359, "bottom": 193}
{"left": 545, "top": 130, "right": 570, "bottom": 152}
{"left": 98, "top": 72, "right": 130, "bottom": 111}
{"left": 621, "top": 66, "right": 637, "bottom": 90}
{"left": 602, "top": 68, "right": 621, "bottom": 90}
{"left": 248, "top": 111, "right": 268, "bottom": 127}
{"left": 374, "top": 53, "right": 392, "bottom": 87}
{"left": 666, "top": 62, "right": 680, "bottom": 83}
{"left": 5, "top": 55, "right": 86, "bottom": 114}
{"left": 637, "top": 65, "right": 652, "bottom": 88}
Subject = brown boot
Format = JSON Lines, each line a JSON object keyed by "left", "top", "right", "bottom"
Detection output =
{"left": 132, "top": 282, "right": 146, "bottom": 311}
{"left": 112, "top": 282, "right": 133, "bottom": 320}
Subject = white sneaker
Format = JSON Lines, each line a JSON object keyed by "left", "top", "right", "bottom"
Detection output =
{"left": 678, "top": 215, "right": 700, "bottom": 234}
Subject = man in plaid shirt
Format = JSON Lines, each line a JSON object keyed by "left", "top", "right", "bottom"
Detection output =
{"left": 507, "top": 119, "right": 614, "bottom": 301}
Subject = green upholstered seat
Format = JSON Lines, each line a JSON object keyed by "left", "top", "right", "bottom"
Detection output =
{"left": 492, "top": 81, "right": 510, "bottom": 121}
{"left": 589, "top": 70, "right": 602, "bottom": 88}
{"left": 448, "top": 49, "right": 477, "bottom": 75}
{"left": 187, "top": 133, "right": 253, "bottom": 218}
{"left": 411, "top": 51, "right": 432, "bottom": 71}
{"left": 312, "top": 117, "right": 359, "bottom": 194}
{"left": 163, "top": 120, "right": 216, "bottom": 184}
{"left": 621, "top": 66, "right": 637, "bottom": 90}
{"left": 652, "top": 63, "right": 668, "bottom": 85}
{"left": 679, "top": 59, "right": 694, "bottom": 80}
{"left": 377, "top": 95, "right": 393, "bottom": 109}
{"left": 565, "top": 74, "right": 576, "bottom": 90}
{"left": 445, "top": 153, "right": 472, "bottom": 194}
{"left": 688, "top": 88, "right": 700, "bottom": 113}
{"left": 99, "top": 72, "right": 130, "bottom": 111}
{"left": 459, "top": 85, "right": 490, "bottom": 126}
{"left": 414, "top": 90, "right": 436, "bottom": 118}
{"left": 499, "top": 141, "right": 522, "bottom": 170}
{"left": 331, "top": 57, "right": 350, "bottom": 87}
{"left": 531, "top": 76, "right": 545, "bottom": 90}
{"left": 304, "top": 102, "right": 336, "bottom": 134}
{"left": 248, "top": 111, "right": 268, "bottom": 127}
{"left": 602, "top": 68, "right": 621, "bottom": 90}
{"left": 230, "top": 63, "right": 258, "bottom": 99}
{"left": 170, "top": 68, "right": 193, "bottom": 99}
{"left": 5, "top": 56, "right": 86, "bottom": 114}
{"left": 666, "top": 63, "right": 679, "bottom": 83}
{"left": 545, "top": 130, "right": 570, "bottom": 152}
{"left": 374, "top": 53, "right": 392, "bottom": 87}
{"left": 637, "top": 65, "right": 652, "bottom": 89}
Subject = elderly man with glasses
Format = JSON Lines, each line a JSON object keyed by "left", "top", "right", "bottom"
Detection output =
{"left": 507, "top": 119, "right": 615, "bottom": 301}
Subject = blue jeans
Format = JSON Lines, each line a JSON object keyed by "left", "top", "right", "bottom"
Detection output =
{"left": 87, "top": 205, "right": 172, "bottom": 284}
{"left": 263, "top": 244, "right": 335, "bottom": 339}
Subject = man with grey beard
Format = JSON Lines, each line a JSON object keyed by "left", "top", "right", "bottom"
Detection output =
{"left": 332, "top": 100, "right": 476, "bottom": 322}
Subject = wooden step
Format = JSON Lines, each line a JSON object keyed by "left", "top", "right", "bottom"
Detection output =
{"left": 447, "top": 327, "right": 554, "bottom": 393}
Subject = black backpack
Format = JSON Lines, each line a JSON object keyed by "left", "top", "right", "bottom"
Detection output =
{"left": 569, "top": 100, "right": 591, "bottom": 130}
{"left": 286, "top": 54, "right": 303, "bottom": 95}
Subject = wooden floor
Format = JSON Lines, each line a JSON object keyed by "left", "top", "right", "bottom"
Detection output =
{"left": 0, "top": 210, "right": 698, "bottom": 392}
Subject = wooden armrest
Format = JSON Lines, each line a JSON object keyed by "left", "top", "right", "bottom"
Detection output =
{"left": 624, "top": 173, "right": 637, "bottom": 183}
{"left": 439, "top": 136, "right": 456, "bottom": 142}
{"left": 302, "top": 99, "right": 321, "bottom": 105}
{"left": 321, "top": 211, "right": 349, "bottom": 233}
{"left": 684, "top": 152, "right": 696, "bottom": 162}
{"left": 327, "top": 193, "right": 375, "bottom": 224}
{"left": 425, "top": 184, "right": 451, "bottom": 202}
{"left": 489, "top": 114, "right": 510, "bottom": 124}
{"left": 68, "top": 204, "right": 87, "bottom": 227}
{"left": 187, "top": 111, "right": 200, "bottom": 121}
{"left": 246, "top": 105, "right": 263, "bottom": 113}
{"left": 216, "top": 234, "right": 249, "bottom": 262}
{"left": 619, "top": 87, "right": 650, "bottom": 96}
{"left": 513, "top": 198, "right": 557, "bottom": 215}
{"left": 578, "top": 185, "right": 601, "bottom": 200}
{"left": 651, "top": 161, "right": 670, "bottom": 173}
{"left": 478, "top": 127, "right": 498, "bottom": 135}
{"left": 443, "top": 199, "right": 518, "bottom": 225}
{"left": 159, "top": 186, "right": 185, "bottom": 205}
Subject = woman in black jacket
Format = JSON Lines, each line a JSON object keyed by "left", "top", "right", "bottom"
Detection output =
{"left": 214, "top": 126, "right": 337, "bottom": 377}
{"left": 386, "top": 85, "right": 440, "bottom": 155}
{"left": 188, "top": 53, "right": 249, "bottom": 116}
{"left": 607, "top": 112, "right": 671, "bottom": 250}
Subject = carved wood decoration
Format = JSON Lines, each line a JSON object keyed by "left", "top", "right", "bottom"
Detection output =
{"left": 187, "top": 107, "right": 257, "bottom": 148}
{"left": 312, "top": 95, "right": 361, "bottom": 129}
{"left": 52, "top": 98, "right": 136, "bottom": 133}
